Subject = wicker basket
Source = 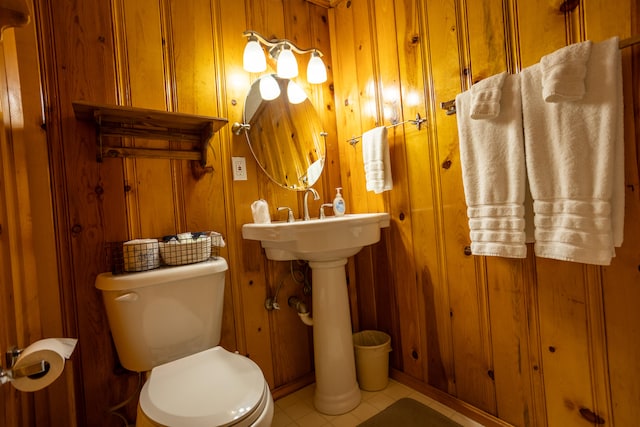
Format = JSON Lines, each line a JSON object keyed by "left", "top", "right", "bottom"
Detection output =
{"left": 159, "top": 235, "right": 212, "bottom": 266}
{"left": 107, "top": 231, "right": 224, "bottom": 274}
{"left": 122, "top": 239, "right": 160, "bottom": 272}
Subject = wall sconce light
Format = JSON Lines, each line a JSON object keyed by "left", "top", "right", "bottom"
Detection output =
{"left": 242, "top": 30, "right": 327, "bottom": 84}
{"left": 307, "top": 51, "right": 327, "bottom": 84}
{"left": 243, "top": 34, "right": 267, "bottom": 72}
{"left": 276, "top": 44, "right": 298, "bottom": 78}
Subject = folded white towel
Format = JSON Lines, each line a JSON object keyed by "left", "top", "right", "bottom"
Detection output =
{"left": 362, "top": 126, "right": 393, "bottom": 193}
{"left": 456, "top": 73, "right": 527, "bottom": 258}
{"left": 540, "top": 40, "right": 592, "bottom": 102}
{"left": 521, "top": 37, "right": 624, "bottom": 265}
{"left": 470, "top": 71, "right": 508, "bottom": 119}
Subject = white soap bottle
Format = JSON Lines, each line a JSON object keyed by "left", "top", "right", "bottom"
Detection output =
{"left": 333, "top": 187, "right": 346, "bottom": 216}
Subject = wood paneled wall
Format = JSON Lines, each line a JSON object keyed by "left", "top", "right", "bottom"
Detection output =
{"left": 330, "top": 0, "right": 640, "bottom": 426}
{"left": 32, "top": 0, "right": 336, "bottom": 425}
{"left": 6, "top": 0, "right": 638, "bottom": 425}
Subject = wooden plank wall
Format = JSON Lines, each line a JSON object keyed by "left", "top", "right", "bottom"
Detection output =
{"left": 330, "top": 0, "right": 640, "bottom": 426}
{"left": 10, "top": 0, "right": 639, "bottom": 425}
{"left": 32, "top": 0, "right": 336, "bottom": 425}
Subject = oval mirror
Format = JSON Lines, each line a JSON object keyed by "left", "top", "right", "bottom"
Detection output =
{"left": 242, "top": 74, "right": 326, "bottom": 190}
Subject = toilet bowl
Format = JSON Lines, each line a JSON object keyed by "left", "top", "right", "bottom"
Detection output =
{"left": 95, "top": 258, "right": 274, "bottom": 427}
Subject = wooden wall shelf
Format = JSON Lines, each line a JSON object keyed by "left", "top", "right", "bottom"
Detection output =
{"left": 72, "top": 101, "right": 228, "bottom": 166}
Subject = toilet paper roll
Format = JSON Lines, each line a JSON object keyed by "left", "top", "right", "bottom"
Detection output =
{"left": 11, "top": 338, "right": 77, "bottom": 392}
{"left": 123, "top": 239, "right": 160, "bottom": 272}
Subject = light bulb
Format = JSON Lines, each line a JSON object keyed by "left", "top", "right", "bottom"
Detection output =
{"left": 287, "top": 80, "right": 307, "bottom": 104}
{"left": 243, "top": 36, "right": 266, "bottom": 73}
{"left": 307, "top": 51, "right": 327, "bottom": 84}
{"left": 277, "top": 45, "right": 298, "bottom": 79}
{"left": 259, "top": 75, "right": 280, "bottom": 100}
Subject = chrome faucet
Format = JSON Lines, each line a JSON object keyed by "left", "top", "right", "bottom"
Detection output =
{"left": 303, "top": 188, "right": 320, "bottom": 220}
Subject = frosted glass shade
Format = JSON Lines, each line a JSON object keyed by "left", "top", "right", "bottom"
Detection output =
{"left": 287, "top": 80, "right": 307, "bottom": 104}
{"left": 277, "top": 46, "right": 298, "bottom": 79}
{"left": 307, "top": 52, "right": 327, "bottom": 84}
{"left": 259, "top": 75, "right": 281, "bottom": 101}
{"left": 243, "top": 38, "right": 267, "bottom": 73}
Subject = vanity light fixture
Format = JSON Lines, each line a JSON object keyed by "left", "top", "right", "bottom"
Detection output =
{"left": 243, "top": 34, "right": 267, "bottom": 72}
{"left": 307, "top": 50, "right": 327, "bottom": 84}
{"left": 276, "top": 44, "right": 298, "bottom": 78}
{"left": 242, "top": 30, "right": 327, "bottom": 84}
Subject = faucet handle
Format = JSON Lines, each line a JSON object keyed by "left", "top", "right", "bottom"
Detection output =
{"left": 319, "top": 203, "right": 333, "bottom": 219}
{"left": 277, "top": 206, "right": 295, "bottom": 222}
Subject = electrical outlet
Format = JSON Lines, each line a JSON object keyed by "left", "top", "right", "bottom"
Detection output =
{"left": 232, "top": 157, "right": 248, "bottom": 181}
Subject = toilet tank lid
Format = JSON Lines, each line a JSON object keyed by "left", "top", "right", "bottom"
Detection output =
{"left": 95, "top": 257, "right": 228, "bottom": 291}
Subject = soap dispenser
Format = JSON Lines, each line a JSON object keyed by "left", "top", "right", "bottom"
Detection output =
{"left": 333, "top": 187, "right": 346, "bottom": 216}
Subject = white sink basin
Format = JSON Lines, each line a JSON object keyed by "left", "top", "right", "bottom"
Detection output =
{"left": 242, "top": 213, "right": 390, "bottom": 261}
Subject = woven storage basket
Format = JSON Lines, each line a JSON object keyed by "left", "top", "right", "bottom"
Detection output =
{"left": 159, "top": 235, "right": 212, "bottom": 266}
{"left": 122, "top": 239, "right": 160, "bottom": 272}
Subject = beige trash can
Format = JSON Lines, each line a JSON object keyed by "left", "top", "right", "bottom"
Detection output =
{"left": 352, "top": 330, "right": 392, "bottom": 391}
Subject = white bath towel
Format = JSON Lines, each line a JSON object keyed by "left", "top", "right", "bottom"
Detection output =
{"left": 521, "top": 37, "right": 624, "bottom": 265}
{"left": 456, "top": 72, "right": 527, "bottom": 258}
{"left": 470, "top": 71, "right": 508, "bottom": 119}
{"left": 362, "top": 126, "right": 393, "bottom": 193}
{"left": 540, "top": 40, "right": 592, "bottom": 102}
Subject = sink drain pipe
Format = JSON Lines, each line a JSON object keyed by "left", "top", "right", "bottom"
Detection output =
{"left": 288, "top": 296, "right": 313, "bottom": 326}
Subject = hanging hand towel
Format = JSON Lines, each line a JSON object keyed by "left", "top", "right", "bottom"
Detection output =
{"left": 470, "top": 71, "right": 508, "bottom": 119}
{"left": 362, "top": 126, "right": 393, "bottom": 193}
{"left": 521, "top": 37, "right": 624, "bottom": 265}
{"left": 540, "top": 40, "right": 592, "bottom": 102}
{"left": 456, "top": 72, "right": 527, "bottom": 258}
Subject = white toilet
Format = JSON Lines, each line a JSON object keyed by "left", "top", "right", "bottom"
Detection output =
{"left": 95, "top": 258, "right": 274, "bottom": 427}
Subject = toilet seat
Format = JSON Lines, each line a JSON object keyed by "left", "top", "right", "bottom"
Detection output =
{"left": 139, "top": 346, "right": 269, "bottom": 426}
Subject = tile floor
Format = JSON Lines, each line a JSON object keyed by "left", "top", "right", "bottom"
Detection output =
{"left": 272, "top": 379, "right": 485, "bottom": 427}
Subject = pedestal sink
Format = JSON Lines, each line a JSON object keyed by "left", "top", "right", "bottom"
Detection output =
{"left": 242, "top": 213, "right": 390, "bottom": 415}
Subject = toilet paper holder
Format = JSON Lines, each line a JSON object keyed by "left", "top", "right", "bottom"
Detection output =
{"left": 0, "top": 347, "right": 49, "bottom": 385}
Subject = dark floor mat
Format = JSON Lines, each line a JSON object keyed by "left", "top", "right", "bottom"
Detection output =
{"left": 357, "top": 397, "right": 464, "bottom": 427}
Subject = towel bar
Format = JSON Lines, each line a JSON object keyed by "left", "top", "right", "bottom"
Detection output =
{"left": 348, "top": 113, "right": 426, "bottom": 146}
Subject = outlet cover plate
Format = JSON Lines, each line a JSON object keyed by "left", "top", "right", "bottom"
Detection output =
{"left": 232, "top": 156, "right": 248, "bottom": 181}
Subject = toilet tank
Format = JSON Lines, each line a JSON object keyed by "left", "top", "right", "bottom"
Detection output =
{"left": 95, "top": 258, "right": 228, "bottom": 372}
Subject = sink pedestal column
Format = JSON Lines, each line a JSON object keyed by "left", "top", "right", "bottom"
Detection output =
{"left": 309, "top": 258, "right": 361, "bottom": 415}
